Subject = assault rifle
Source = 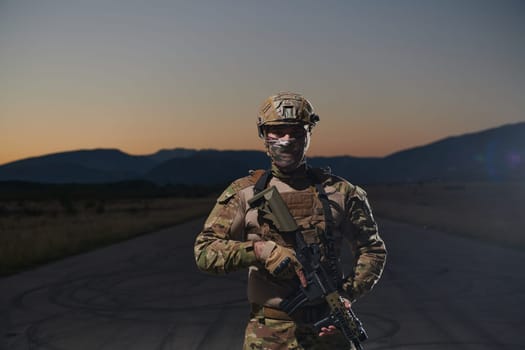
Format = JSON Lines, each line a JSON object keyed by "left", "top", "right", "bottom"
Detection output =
{"left": 248, "top": 186, "right": 368, "bottom": 350}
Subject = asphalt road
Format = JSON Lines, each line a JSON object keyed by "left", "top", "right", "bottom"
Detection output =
{"left": 1, "top": 218, "right": 524, "bottom": 350}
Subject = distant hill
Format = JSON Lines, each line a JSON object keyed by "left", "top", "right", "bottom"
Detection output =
{"left": 0, "top": 148, "right": 203, "bottom": 183}
{"left": 0, "top": 149, "right": 156, "bottom": 183}
{"left": 0, "top": 123, "right": 523, "bottom": 184}
{"left": 144, "top": 148, "right": 197, "bottom": 163}
{"left": 145, "top": 150, "right": 269, "bottom": 185}
{"left": 381, "top": 122, "right": 525, "bottom": 182}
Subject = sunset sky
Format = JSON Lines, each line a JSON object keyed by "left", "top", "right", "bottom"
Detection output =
{"left": 1, "top": 0, "right": 523, "bottom": 165}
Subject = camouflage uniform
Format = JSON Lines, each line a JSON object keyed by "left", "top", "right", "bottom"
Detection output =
{"left": 194, "top": 164, "right": 387, "bottom": 349}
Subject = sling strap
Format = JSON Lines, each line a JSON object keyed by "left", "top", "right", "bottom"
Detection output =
{"left": 313, "top": 182, "right": 342, "bottom": 288}
{"left": 307, "top": 169, "right": 343, "bottom": 288}
{"left": 253, "top": 169, "right": 272, "bottom": 194}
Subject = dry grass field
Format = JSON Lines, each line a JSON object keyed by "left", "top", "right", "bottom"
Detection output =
{"left": 366, "top": 181, "right": 525, "bottom": 249}
{"left": 0, "top": 196, "right": 215, "bottom": 275}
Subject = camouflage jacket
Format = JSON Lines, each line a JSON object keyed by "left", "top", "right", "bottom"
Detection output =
{"left": 194, "top": 167, "right": 387, "bottom": 307}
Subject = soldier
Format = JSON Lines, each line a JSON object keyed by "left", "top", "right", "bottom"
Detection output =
{"left": 194, "top": 92, "right": 387, "bottom": 349}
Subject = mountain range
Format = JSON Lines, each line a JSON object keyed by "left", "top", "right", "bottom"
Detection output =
{"left": 1, "top": 122, "right": 523, "bottom": 185}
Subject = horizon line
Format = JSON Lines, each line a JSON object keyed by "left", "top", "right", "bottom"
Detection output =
{"left": 1, "top": 121, "right": 522, "bottom": 166}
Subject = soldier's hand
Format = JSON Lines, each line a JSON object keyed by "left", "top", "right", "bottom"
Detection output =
{"left": 254, "top": 241, "right": 304, "bottom": 283}
{"left": 318, "top": 298, "right": 352, "bottom": 337}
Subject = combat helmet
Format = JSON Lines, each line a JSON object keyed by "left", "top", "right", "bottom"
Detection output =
{"left": 257, "top": 92, "right": 320, "bottom": 138}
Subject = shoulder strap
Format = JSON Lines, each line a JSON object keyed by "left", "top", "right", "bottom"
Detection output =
{"left": 308, "top": 167, "right": 342, "bottom": 287}
{"left": 253, "top": 169, "right": 272, "bottom": 194}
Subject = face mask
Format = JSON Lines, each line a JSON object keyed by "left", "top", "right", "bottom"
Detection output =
{"left": 265, "top": 136, "right": 308, "bottom": 172}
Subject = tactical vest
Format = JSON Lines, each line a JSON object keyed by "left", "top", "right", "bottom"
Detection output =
{"left": 252, "top": 168, "right": 343, "bottom": 287}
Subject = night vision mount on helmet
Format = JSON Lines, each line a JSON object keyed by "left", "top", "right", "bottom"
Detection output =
{"left": 257, "top": 92, "right": 320, "bottom": 138}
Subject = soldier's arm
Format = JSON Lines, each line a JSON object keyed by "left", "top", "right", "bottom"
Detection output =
{"left": 194, "top": 184, "right": 258, "bottom": 274}
{"left": 342, "top": 186, "right": 387, "bottom": 301}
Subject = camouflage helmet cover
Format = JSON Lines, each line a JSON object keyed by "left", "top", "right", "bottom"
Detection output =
{"left": 257, "top": 92, "right": 320, "bottom": 138}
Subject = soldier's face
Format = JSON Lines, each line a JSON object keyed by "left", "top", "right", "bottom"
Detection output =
{"left": 264, "top": 124, "right": 310, "bottom": 172}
